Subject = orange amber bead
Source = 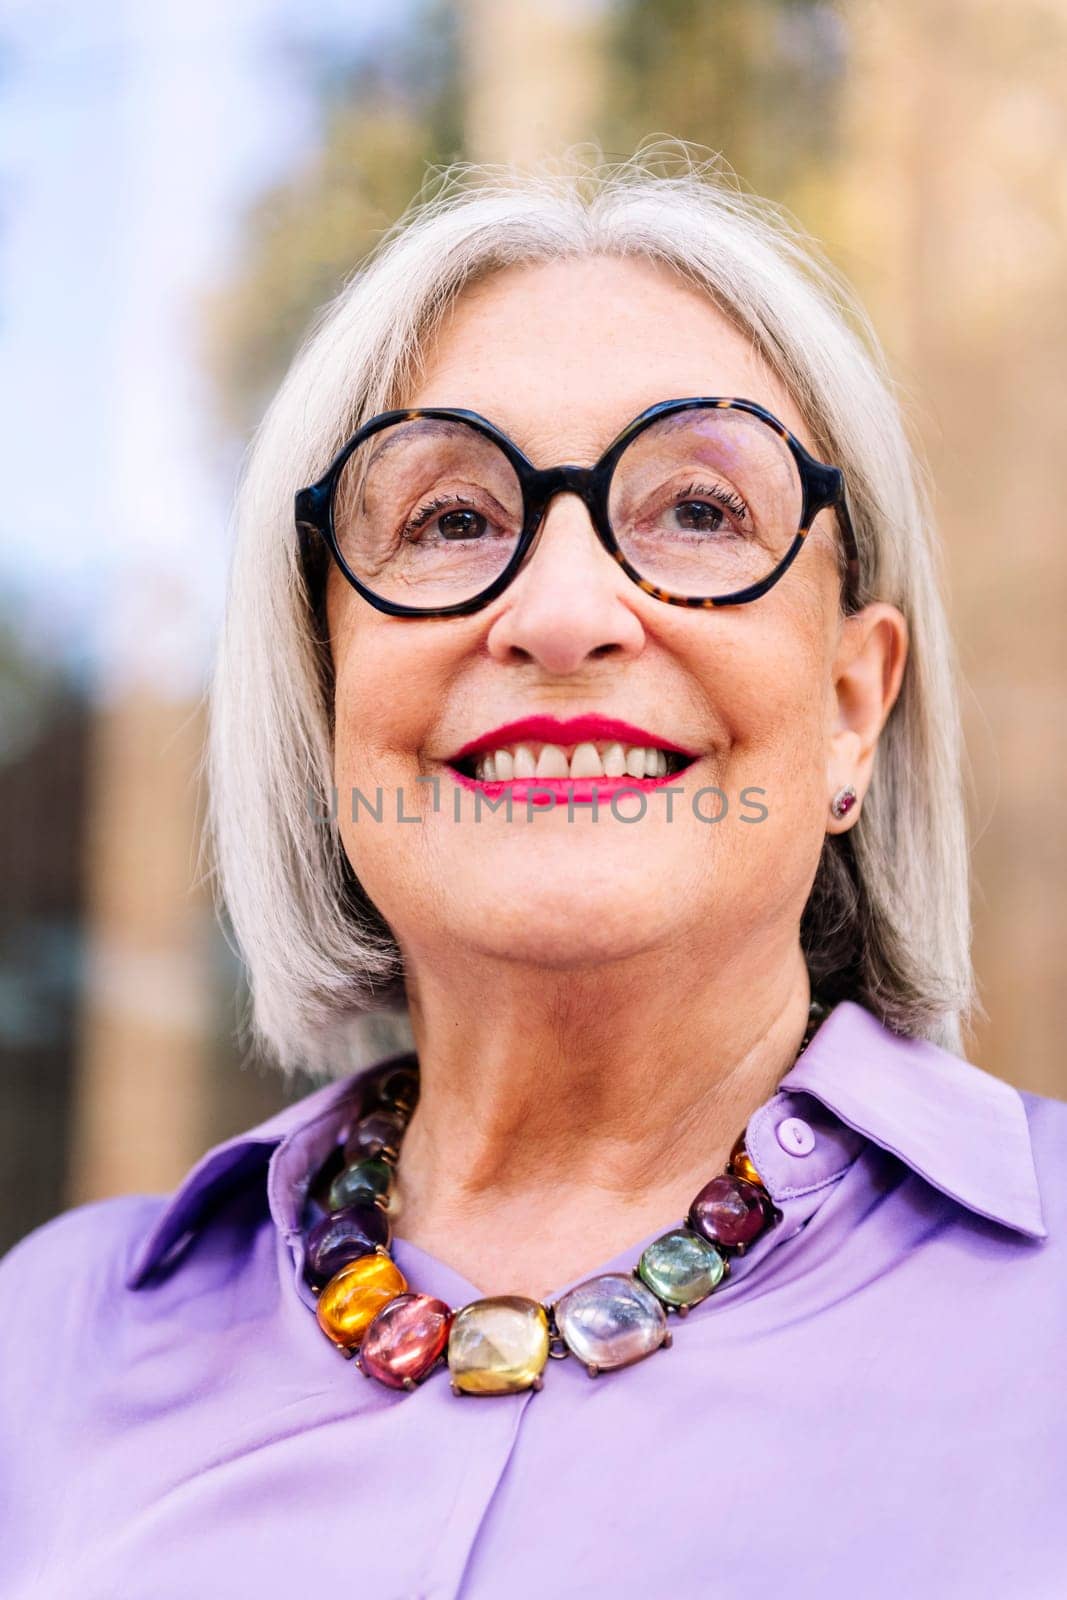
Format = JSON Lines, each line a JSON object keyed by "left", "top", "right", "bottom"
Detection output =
{"left": 729, "top": 1136, "right": 764, "bottom": 1188}
{"left": 316, "top": 1250, "right": 407, "bottom": 1349}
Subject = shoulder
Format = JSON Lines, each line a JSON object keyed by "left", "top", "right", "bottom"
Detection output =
{"left": 1018, "top": 1083, "right": 1067, "bottom": 1132}
{"left": 1019, "top": 1086, "right": 1067, "bottom": 1223}
{"left": 0, "top": 1197, "right": 174, "bottom": 1591}
{"left": 0, "top": 1196, "right": 170, "bottom": 1471}
{"left": 0, "top": 1193, "right": 168, "bottom": 1326}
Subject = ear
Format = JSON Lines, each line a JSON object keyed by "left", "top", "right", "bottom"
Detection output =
{"left": 826, "top": 603, "right": 909, "bottom": 834}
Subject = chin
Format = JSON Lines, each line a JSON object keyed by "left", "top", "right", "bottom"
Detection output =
{"left": 442, "top": 866, "right": 687, "bottom": 964}
{"left": 466, "top": 921, "right": 666, "bottom": 973}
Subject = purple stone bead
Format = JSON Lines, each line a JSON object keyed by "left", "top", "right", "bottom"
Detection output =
{"left": 688, "top": 1174, "right": 769, "bottom": 1249}
{"left": 304, "top": 1204, "right": 392, "bottom": 1288}
{"left": 343, "top": 1109, "right": 407, "bottom": 1163}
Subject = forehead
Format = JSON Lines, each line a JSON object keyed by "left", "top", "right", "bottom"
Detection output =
{"left": 403, "top": 253, "right": 819, "bottom": 463}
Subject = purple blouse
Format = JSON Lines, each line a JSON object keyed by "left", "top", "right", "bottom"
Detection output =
{"left": 2, "top": 999, "right": 1065, "bottom": 1599}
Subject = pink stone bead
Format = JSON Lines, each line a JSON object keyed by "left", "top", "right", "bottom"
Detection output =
{"left": 359, "top": 1293, "right": 453, "bottom": 1390}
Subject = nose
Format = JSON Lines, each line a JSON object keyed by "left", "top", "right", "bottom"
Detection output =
{"left": 484, "top": 490, "right": 646, "bottom": 673}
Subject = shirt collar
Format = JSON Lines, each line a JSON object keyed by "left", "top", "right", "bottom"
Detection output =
{"left": 125, "top": 1055, "right": 409, "bottom": 1288}
{"left": 126, "top": 1001, "right": 1045, "bottom": 1289}
{"left": 774, "top": 999, "right": 1046, "bottom": 1239}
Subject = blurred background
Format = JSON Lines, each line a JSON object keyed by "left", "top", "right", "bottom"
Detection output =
{"left": 2, "top": 0, "right": 1065, "bottom": 1253}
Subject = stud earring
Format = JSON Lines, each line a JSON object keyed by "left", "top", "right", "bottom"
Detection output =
{"left": 830, "top": 785, "right": 858, "bottom": 821}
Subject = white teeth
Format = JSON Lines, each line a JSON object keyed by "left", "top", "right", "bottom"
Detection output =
{"left": 603, "top": 742, "right": 626, "bottom": 777}
{"left": 570, "top": 741, "right": 603, "bottom": 778}
{"left": 472, "top": 739, "right": 679, "bottom": 782}
{"left": 535, "top": 744, "right": 570, "bottom": 778}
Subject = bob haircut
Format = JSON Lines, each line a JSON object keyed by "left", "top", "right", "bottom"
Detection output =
{"left": 205, "top": 142, "right": 976, "bottom": 1079}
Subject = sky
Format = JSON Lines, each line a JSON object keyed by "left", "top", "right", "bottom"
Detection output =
{"left": 0, "top": 0, "right": 415, "bottom": 701}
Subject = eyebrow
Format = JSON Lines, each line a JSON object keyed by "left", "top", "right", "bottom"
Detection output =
{"left": 395, "top": 405, "right": 621, "bottom": 467}
{"left": 364, "top": 418, "right": 471, "bottom": 472}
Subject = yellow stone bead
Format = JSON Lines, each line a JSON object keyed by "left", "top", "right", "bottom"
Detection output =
{"left": 316, "top": 1250, "right": 407, "bottom": 1349}
{"left": 448, "top": 1296, "right": 550, "bottom": 1395}
{"left": 729, "top": 1137, "right": 763, "bottom": 1187}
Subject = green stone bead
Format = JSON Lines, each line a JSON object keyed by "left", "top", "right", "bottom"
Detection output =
{"left": 637, "top": 1226, "right": 726, "bottom": 1309}
{"left": 328, "top": 1156, "right": 392, "bottom": 1213}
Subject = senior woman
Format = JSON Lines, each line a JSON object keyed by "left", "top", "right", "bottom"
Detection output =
{"left": 2, "top": 152, "right": 1064, "bottom": 1600}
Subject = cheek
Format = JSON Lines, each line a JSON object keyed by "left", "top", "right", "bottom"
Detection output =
{"left": 693, "top": 603, "right": 832, "bottom": 811}
{"left": 332, "top": 651, "right": 386, "bottom": 784}
{"left": 330, "top": 633, "right": 437, "bottom": 788}
{"left": 328, "top": 585, "right": 406, "bottom": 780}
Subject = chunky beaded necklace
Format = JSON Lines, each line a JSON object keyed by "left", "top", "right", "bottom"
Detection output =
{"left": 302, "top": 1000, "right": 831, "bottom": 1396}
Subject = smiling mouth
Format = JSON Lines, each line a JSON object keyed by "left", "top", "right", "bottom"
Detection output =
{"left": 449, "top": 739, "right": 698, "bottom": 784}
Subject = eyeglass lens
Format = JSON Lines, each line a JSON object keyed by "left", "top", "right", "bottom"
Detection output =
{"left": 331, "top": 409, "right": 804, "bottom": 608}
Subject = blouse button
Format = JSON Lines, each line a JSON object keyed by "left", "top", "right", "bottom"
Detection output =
{"left": 776, "top": 1116, "right": 816, "bottom": 1156}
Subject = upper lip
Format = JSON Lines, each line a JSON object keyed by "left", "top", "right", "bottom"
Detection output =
{"left": 448, "top": 715, "right": 700, "bottom": 763}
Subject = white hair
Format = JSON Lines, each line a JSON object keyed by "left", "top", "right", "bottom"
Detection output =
{"left": 204, "top": 141, "right": 975, "bottom": 1079}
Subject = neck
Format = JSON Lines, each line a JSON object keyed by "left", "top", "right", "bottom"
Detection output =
{"left": 390, "top": 939, "right": 814, "bottom": 1299}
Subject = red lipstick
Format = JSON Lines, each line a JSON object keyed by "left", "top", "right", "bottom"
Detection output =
{"left": 449, "top": 715, "right": 699, "bottom": 763}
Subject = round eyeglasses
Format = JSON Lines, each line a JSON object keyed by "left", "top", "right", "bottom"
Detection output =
{"left": 294, "top": 397, "right": 861, "bottom": 617}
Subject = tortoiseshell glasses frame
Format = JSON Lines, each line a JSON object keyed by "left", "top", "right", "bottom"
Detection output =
{"left": 294, "top": 396, "right": 862, "bottom": 618}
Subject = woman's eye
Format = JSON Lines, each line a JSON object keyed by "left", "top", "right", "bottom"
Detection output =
{"left": 435, "top": 508, "right": 487, "bottom": 541}
{"left": 402, "top": 499, "right": 489, "bottom": 542}
{"left": 661, "top": 480, "right": 750, "bottom": 537}
{"left": 673, "top": 499, "right": 728, "bottom": 533}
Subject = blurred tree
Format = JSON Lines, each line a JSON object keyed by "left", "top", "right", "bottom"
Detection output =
{"left": 603, "top": 0, "right": 848, "bottom": 211}
{"left": 202, "top": 3, "right": 462, "bottom": 441}
{"left": 0, "top": 614, "right": 72, "bottom": 767}
{"left": 203, "top": 1, "right": 854, "bottom": 437}
{"left": 0, "top": 618, "right": 89, "bottom": 1247}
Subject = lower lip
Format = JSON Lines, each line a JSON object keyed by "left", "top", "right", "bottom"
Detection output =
{"left": 446, "top": 766, "right": 690, "bottom": 806}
